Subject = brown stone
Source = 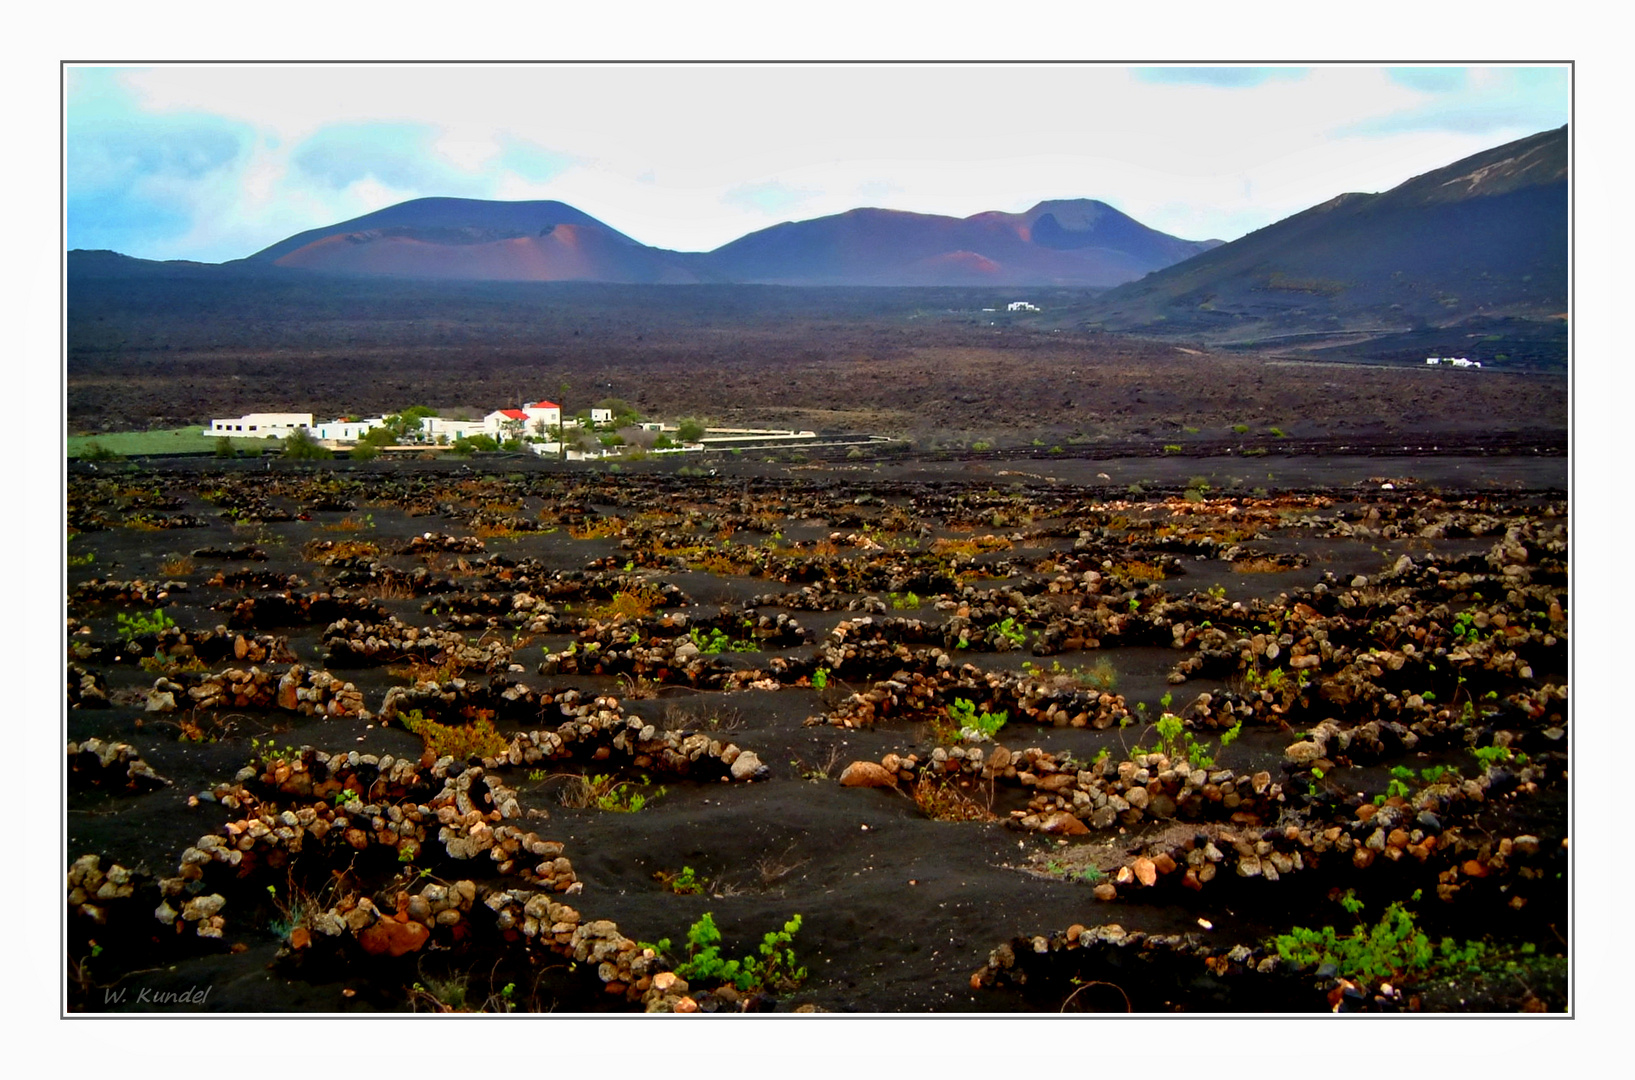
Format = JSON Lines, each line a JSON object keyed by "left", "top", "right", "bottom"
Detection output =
{"left": 1093, "top": 883, "right": 1117, "bottom": 901}
{"left": 1041, "top": 811, "right": 1089, "bottom": 836}
{"left": 358, "top": 917, "right": 429, "bottom": 957}
{"left": 1153, "top": 852, "right": 1177, "bottom": 875}
{"left": 1133, "top": 857, "right": 1157, "bottom": 887}
{"left": 838, "top": 761, "right": 896, "bottom": 788}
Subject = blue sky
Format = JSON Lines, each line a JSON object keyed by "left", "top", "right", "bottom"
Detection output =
{"left": 65, "top": 63, "right": 1569, "bottom": 262}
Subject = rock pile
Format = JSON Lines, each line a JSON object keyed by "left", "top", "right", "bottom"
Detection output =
{"left": 68, "top": 738, "right": 169, "bottom": 790}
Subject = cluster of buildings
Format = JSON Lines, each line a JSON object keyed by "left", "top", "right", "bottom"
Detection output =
{"left": 206, "top": 400, "right": 670, "bottom": 459}
{"left": 1424, "top": 357, "right": 1483, "bottom": 368}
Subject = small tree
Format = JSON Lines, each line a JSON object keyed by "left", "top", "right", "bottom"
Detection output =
{"left": 213, "top": 436, "right": 235, "bottom": 458}
{"left": 676, "top": 418, "right": 706, "bottom": 443}
{"left": 281, "top": 429, "right": 331, "bottom": 460}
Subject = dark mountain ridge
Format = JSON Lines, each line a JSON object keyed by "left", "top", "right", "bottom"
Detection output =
{"left": 147, "top": 195, "right": 1223, "bottom": 288}
{"left": 706, "top": 199, "right": 1221, "bottom": 286}
{"left": 1071, "top": 126, "right": 1567, "bottom": 365}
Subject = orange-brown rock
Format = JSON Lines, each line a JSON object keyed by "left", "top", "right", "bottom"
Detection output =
{"left": 1133, "top": 857, "right": 1157, "bottom": 886}
{"left": 839, "top": 761, "right": 896, "bottom": 788}
{"left": 358, "top": 917, "right": 429, "bottom": 957}
{"left": 1040, "top": 811, "right": 1088, "bottom": 835}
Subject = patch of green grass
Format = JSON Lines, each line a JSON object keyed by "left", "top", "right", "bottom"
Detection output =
{"left": 68, "top": 427, "right": 270, "bottom": 459}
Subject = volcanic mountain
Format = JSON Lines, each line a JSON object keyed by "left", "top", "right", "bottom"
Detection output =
{"left": 703, "top": 200, "right": 1222, "bottom": 286}
{"left": 1074, "top": 126, "right": 1568, "bottom": 363}
{"left": 222, "top": 195, "right": 1217, "bottom": 287}
{"left": 244, "top": 197, "right": 712, "bottom": 284}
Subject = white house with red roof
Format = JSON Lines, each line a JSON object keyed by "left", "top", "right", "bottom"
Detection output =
{"left": 522, "top": 399, "right": 561, "bottom": 423}
{"left": 485, "top": 400, "right": 561, "bottom": 440}
{"left": 484, "top": 408, "right": 532, "bottom": 440}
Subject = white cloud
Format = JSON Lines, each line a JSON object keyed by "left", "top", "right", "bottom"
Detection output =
{"left": 68, "top": 63, "right": 1570, "bottom": 260}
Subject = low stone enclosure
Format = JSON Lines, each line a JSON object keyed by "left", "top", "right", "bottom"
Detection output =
{"left": 67, "top": 463, "right": 1568, "bottom": 1012}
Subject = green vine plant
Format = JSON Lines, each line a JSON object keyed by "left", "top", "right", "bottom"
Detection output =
{"left": 655, "top": 866, "right": 704, "bottom": 895}
{"left": 116, "top": 608, "right": 176, "bottom": 643}
{"left": 990, "top": 617, "right": 1029, "bottom": 648}
{"left": 690, "top": 627, "right": 757, "bottom": 654}
{"left": 1273, "top": 890, "right": 1501, "bottom": 986}
{"left": 645, "top": 912, "right": 807, "bottom": 994}
{"left": 947, "top": 698, "right": 1008, "bottom": 742}
{"left": 1143, "top": 712, "right": 1242, "bottom": 770}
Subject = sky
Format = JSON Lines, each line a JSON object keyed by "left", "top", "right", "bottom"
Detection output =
{"left": 64, "top": 63, "right": 1570, "bottom": 263}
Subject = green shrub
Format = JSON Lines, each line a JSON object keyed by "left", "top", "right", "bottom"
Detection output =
{"left": 948, "top": 698, "right": 1007, "bottom": 741}
{"left": 81, "top": 441, "right": 124, "bottom": 462}
{"left": 653, "top": 912, "right": 807, "bottom": 993}
{"left": 1273, "top": 897, "right": 1489, "bottom": 984}
{"left": 116, "top": 608, "right": 176, "bottom": 642}
{"left": 281, "top": 429, "right": 331, "bottom": 460}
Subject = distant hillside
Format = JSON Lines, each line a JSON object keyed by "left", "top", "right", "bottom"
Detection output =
{"left": 241, "top": 196, "right": 712, "bottom": 284}
{"left": 704, "top": 200, "right": 1221, "bottom": 286}
{"left": 172, "top": 195, "right": 1220, "bottom": 287}
{"left": 1072, "top": 127, "right": 1567, "bottom": 365}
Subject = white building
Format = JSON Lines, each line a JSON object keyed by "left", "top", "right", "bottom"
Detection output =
{"left": 486, "top": 400, "right": 563, "bottom": 440}
{"left": 590, "top": 407, "right": 614, "bottom": 425}
{"left": 421, "top": 417, "right": 487, "bottom": 443}
{"left": 484, "top": 408, "right": 532, "bottom": 440}
{"left": 207, "top": 412, "right": 313, "bottom": 437}
{"left": 310, "top": 417, "right": 387, "bottom": 442}
{"left": 522, "top": 400, "right": 562, "bottom": 430}
{"left": 1007, "top": 301, "right": 1040, "bottom": 312}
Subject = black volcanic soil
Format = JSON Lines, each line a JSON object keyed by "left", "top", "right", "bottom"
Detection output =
{"left": 66, "top": 277, "right": 1566, "bottom": 451}
{"left": 66, "top": 454, "right": 1568, "bottom": 1014}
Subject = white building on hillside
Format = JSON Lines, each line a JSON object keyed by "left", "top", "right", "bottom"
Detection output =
{"left": 521, "top": 400, "right": 561, "bottom": 429}
{"left": 310, "top": 417, "right": 389, "bottom": 442}
{"left": 207, "top": 412, "right": 313, "bottom": 437}
{"left": 421, "top": 417, "right": 487, "bottom": 443}
{"left": 486, "top": 400, "right": 563, "bottom": 440}
{"left": 484, "top": 408, "right": 532, "bottom": 440}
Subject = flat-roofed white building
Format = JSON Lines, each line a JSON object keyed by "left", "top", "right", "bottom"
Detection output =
{"left": 422, "top": 417, "right": 488, "bottom": 443}
{"left": 207, "top": 412, "right": 313, "bottom": 437}
{"left": 310, "top": 417, "right": 387, "bottom": 442}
